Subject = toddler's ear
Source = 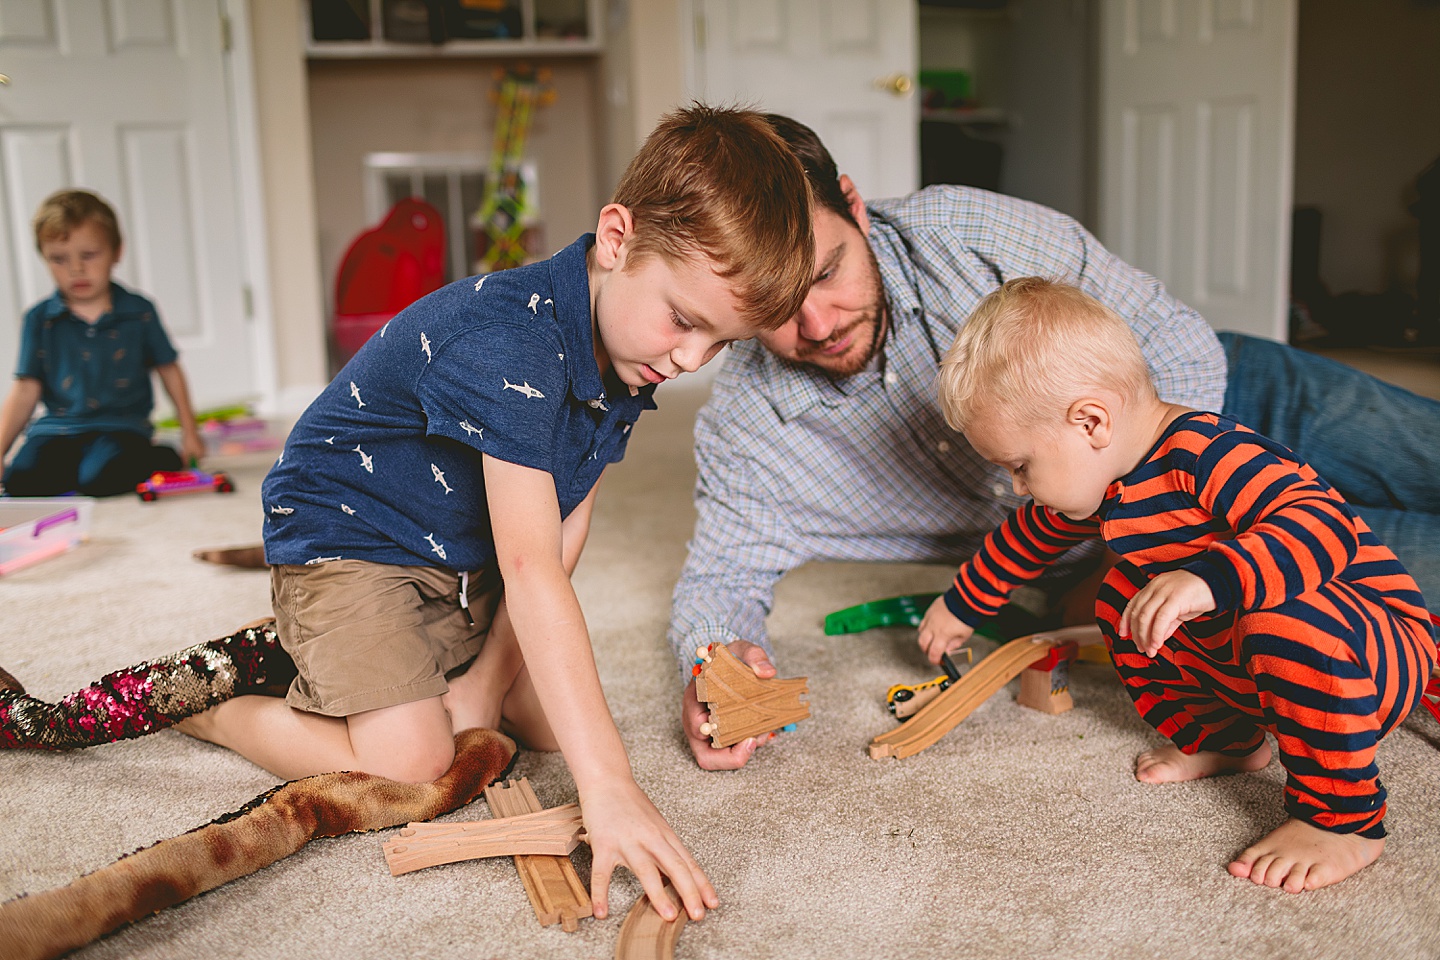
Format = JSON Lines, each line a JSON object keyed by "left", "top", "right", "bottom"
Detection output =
{"left": 592, "top": 203, "right": 634, "bottom": 271}
{"left": 1069, "top": 398, "right": 1113, "bottom": 449}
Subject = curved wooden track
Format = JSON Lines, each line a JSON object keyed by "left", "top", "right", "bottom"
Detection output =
{"left": 614, "top": 885, "right": 687, "bottom": 960}
{"left": 869, "top": 625, "right": 1103, "bottom": 760}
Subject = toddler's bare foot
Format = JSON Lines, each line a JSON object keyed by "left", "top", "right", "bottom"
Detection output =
{"left": 1135, "top": 742, "right": 1271, "bottom": 783}
{"left": 1228, "top": 818, "right": 1384, "bottom": 892}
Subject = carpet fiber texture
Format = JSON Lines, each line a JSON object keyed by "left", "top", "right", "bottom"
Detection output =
{"left": 3, "top": 378, "right": 1438, "bottom": 960}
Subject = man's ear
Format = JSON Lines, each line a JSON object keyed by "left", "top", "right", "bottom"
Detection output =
{"left": 592, "top": 203, "right": 634, "bottom": 271}
{"left": 1068, "top": 398, "right": 1113, "bottom": 450}
{"left": 838, "top": 174, "right": 871, "bottom": 236}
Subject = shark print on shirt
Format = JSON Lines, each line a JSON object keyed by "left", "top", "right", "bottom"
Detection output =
{"left": 459, "top": 420, "right": 483, "bottom": 439}
{"left": 270, "top": 505, "right": 295, "bottom": 516}
{"left": 353, "top": 445, "right": 374, "bottom": 473}
{"left": 527, "top": 293, "right": 540, "bottom": 313}
{"left": 424, "top": 533, "right": 447, "bottom": 561}
{"left": 349, "top": 381, "right": 366, "bottom": 409}
{"left": 420, "top": 332, "right": 433, "bottom": 363}
{"left": 503, "top": 379, "right": 545, "bottom": 399}
{"left": 431, "top": 463, "right": 453, "bottom": 494}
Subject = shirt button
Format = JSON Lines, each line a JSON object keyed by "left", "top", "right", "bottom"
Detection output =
{"left": 884, "top": 371, "right": 898, "bottom": 385}
{"left": 991, "top": 482, "right": 1008, "bottom": 498}
{"left": 937, "top": 440, "right": 951, "bottom": 453}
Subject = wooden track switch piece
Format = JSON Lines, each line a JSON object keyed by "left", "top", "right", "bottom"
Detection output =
{"left": 484, "top": 778, "right": 593, "bottom": 932}
{"left": 1015, "top": 641, "right": 1078, "bottom": 715}
{"left": 693, "top": 642, "right": 810, "bottom": 748}
{"left": 615, "top": 884, "right": 688, "bottom": 960}
{"left": 382, "top": 803, "right": 585, "bottom": 876}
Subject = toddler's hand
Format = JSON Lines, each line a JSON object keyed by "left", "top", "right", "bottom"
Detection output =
{"left": 1119, "top": 570, "right": 1214, "bottom": 657}
{"left": 917, "top": 595, "right": 974, "bottom": 666}
{"left": 581, "top": 778, "right": 718, "bottom": 923}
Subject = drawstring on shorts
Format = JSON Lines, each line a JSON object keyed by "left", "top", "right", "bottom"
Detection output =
{"left": 458, "top": 570, "right": 475, "bottom": 626}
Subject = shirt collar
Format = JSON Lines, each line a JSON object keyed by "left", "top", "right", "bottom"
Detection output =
{"left": 37, "top": 282, "right": 142, "bottom": 325}
{"left": 548, "top": 233, "right": 656, "bottom": 415}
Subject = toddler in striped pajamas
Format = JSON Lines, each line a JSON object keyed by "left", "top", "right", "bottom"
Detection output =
{"left": 918, "top": 277, "right": 1435, "bottom": 893}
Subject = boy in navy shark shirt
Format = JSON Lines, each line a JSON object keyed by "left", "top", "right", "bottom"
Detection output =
{"left": 177, "top": 105, "right": 814, "bottom": 922}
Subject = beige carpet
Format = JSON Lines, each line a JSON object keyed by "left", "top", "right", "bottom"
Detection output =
{"left": 3, "top": 378, "right": 1438, "bottom": 960}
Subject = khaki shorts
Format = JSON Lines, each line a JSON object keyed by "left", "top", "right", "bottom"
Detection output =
{"left": 270, "top": 558, "right": 501, "bottom": 716}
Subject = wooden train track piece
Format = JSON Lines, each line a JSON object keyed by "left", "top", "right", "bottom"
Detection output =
{"left": 381, "top": 802, "right": 585, "bottom": 876}
{"left": 614, "top": 884, "right": 687, "bottom": 960}
{"left": 869, "top": 625, "right": 1103, "bottom": 760}
{"left": 693, "top": 642, "right": 810, "bottom": 748}
{"left": 484, "top": 778, "right": 593, "bottom": 932}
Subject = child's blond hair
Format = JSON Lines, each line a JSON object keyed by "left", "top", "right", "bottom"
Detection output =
{"left": 33, "top": 189, "right": 122, "bottom": 253}
{"left": 938, "top": 277, "right": 1157, "bottom": 431}
{"left": 611, "top": 104, "right": 813, "bottom": 332}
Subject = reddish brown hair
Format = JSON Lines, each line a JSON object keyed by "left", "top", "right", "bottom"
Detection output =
{"left": 611, "top": 104, "right": 814, "bottom": 331}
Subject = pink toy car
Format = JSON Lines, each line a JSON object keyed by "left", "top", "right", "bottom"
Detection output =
{"left": 135, "top": 469, "right": 234, "bottom": 502}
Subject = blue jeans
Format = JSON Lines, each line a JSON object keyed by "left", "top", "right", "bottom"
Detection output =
{"left": 1219, "top": 331, "right": 1440, "bottom": 605}
{"left": 3, "top": 431, "right": 181, "bottom": 498}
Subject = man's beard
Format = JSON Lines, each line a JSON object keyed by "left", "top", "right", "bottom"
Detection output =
{"left": 798, "top": 247, "right": 889, "bottom": 378}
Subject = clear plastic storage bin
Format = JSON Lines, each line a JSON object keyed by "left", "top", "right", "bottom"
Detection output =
{"left": 0, "top": 498, "right": 95, "bottom": 576}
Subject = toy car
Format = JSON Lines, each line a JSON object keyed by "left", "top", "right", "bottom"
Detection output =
{"left": 886, "top": 649, "right": 972, "bottom": 720}
{"left": 136, "top": 469, "right": 234, "bottom": 502}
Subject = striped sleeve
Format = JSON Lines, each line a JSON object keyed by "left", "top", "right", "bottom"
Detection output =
{"left": 1181, "top": 431, "right": 1360, "bottom": 612}
{"left": 943, "top": 503, "right": 1100, "bottom": 625}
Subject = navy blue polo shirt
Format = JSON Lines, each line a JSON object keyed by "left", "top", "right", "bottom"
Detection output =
{"left": 261, "top": 233, "right": 656, "bottom": 572}
{"left": 16, "top": 282, "right": 178, "bottom": 437}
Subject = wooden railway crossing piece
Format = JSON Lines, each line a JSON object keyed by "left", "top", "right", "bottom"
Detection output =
{"left": 485, "top": 778, "right": 594, "bottom": 931}
{"left": 614, "top": 884, "right": 687, "bottom": 960}
{"left": 693, "top": 642, "right": 810, "bottom": 748}
{"left": 381, "top": 777, "right": 591, "bottom": 931}
{"left": 869, "top": 625, "right": 1103, "bottom": 760}
{"left": 381, "top": 803, "right": 585, "bottom": 876}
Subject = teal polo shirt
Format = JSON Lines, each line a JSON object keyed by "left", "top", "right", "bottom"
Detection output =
{"left": 16, "top": 282, "right": 178, "bottom": 438}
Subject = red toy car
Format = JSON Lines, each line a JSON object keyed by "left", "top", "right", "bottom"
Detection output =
{"left": 136, "top": 469, "right": 234, "bottom": 502}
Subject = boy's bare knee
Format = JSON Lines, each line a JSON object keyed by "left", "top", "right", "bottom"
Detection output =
{"left": 362, "top": 738, "right": 455, "bottom": 782}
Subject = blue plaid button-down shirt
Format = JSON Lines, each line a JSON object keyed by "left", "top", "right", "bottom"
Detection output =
{"left": 667, "top": 186, "right": 1227, "bottom": 680}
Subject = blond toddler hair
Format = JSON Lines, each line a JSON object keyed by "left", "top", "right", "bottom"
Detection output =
{"left": 938, "top": 277, "right": 1157, "bottom": 431}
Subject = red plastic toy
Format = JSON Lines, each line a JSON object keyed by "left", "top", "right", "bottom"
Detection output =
{"left": 331, "top": 197, "right": 447, "bottom": 364}
{"left": 135, "top": 469, "right": 234, "bottom": 502}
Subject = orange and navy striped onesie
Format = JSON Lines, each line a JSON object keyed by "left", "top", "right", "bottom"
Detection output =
{"left": 943, "top": 411, "right": 1435, "bottom": 839}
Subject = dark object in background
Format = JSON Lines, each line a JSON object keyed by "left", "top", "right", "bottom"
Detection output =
{"left": 310, "top": 0, "right": 371, "bottom": 41}
{"left": 920, "top": 120, "right": 1002, "bottom": 193}
{"left": 442, "top": 0, "right": 523, "bottom": 39}
{"left": 1289, "top": 155, "right": 1440, "bottom": 349}
{"left": 383, "top": 0, "right": 446, "bottom": 43}
{"left": 1413, "top": 155, "right": 1440, "bottom": 333}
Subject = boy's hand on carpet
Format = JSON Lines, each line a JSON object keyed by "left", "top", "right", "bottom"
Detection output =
{"left": 581, "top": 778, "right": 719, "bottom": 922}
{"left": 683, "top": 640, "right": 776, "bottom": 771}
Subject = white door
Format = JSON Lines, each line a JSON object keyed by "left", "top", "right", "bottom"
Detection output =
{"left": 1097, "top": 0, "right": 1296, "bottom": 340}
{"left": 693, "top": 0, "right": 918, "bottom": 203}
{"left": 0, "top": 0, "right": 255, "bottom": 410}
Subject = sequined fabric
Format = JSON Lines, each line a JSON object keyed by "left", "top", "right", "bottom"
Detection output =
{"left": 0, "top": 620, "right": 295, "bottom": 750}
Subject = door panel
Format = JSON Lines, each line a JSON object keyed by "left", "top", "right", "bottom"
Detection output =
{"left": 1099, "top": 0, "right": 1296, "bottom": 339}
{"left": 0, "top": 0, "right": 254, "bottom": 410}
{"left": 696, "top": 0, "right": 918, "bottom": 203}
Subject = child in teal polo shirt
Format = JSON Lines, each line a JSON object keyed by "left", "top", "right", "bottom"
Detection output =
{"left": 0, "top": 189, "right": 204, "bottom": 497}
